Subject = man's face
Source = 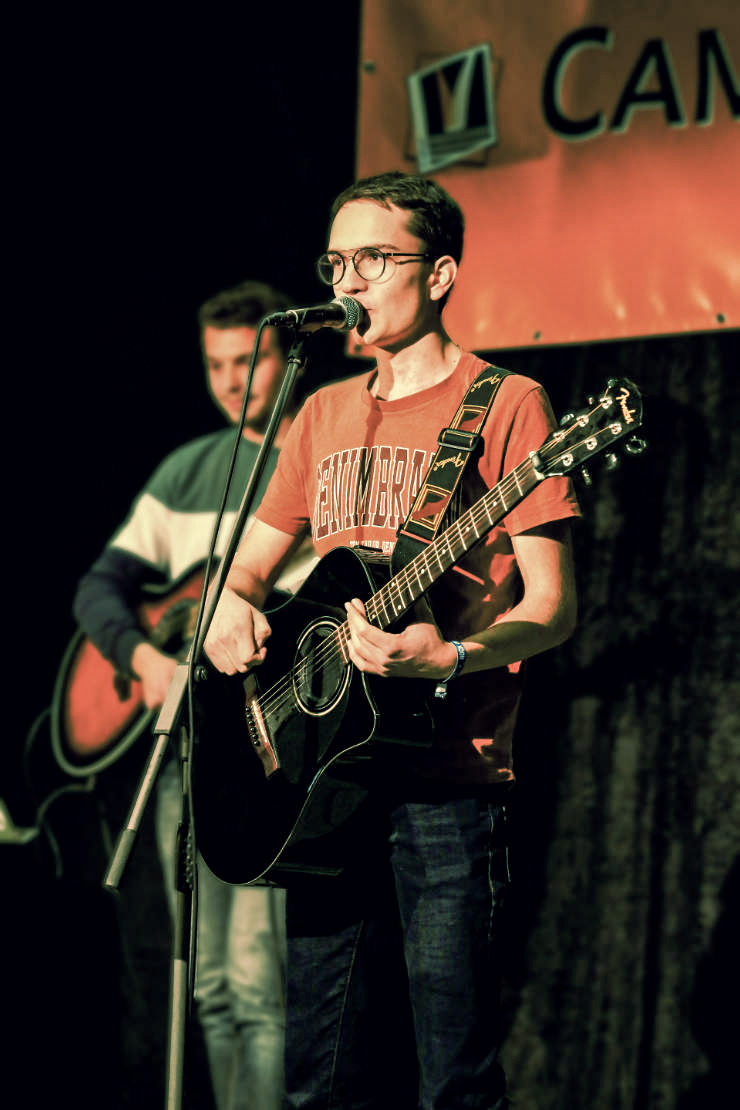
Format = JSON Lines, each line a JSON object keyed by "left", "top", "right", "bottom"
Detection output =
{"left": 203, "top": 325, "right": 285, "bottom": 438}
{"left": 328, "top": 199, "right": 436, "bottom": 353}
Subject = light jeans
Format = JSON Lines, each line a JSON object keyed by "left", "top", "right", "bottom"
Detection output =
{"left": 156, "top": 758, "right": 286, "bottom": 1110}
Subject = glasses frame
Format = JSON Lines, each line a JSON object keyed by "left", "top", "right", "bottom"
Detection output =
{"left": 316, "top": 247, "right": 434, "bottom": 286}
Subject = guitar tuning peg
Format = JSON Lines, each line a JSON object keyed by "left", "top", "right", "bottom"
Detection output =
{"left": 603, "top": 452, "right": 620, "bottom": 471}
{"left": 587, "top": 395, "right": 595, "bottom": 406}
{"left": 625, "top": 436, "right": 647, "bottom": 456}
{"left": 579, "top": 465, "right": 593, "bottom": 487}
{"left": 560, "top": 411, "right": 575, "bottom": 427}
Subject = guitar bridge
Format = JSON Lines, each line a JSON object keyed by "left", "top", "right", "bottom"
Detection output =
{"left": 243, "top": 675, "right": 279, "bottom": 778}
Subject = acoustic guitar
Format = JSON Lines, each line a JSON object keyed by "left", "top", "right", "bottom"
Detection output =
{"left": 51, "top": 564, "right": 206, "bottom": 776}
{"left": 189, "top": 378, "right": 645, "bottom": 885}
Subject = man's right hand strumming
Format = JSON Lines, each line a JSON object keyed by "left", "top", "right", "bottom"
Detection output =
{"left": 204, "top": 519, "right": 308, "bottom": 675}
{"left": 204, "top": 585, "right": 272, "bottom": 675}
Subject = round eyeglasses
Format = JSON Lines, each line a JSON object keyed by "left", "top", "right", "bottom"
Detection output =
{"left": 316, "top": 247, "right": 433, "bottom": 286}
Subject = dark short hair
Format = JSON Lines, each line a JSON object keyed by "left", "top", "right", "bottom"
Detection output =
{"left": 198, "top": 280, "right": 293, "bottom": 355}
{"left": 329, "top": 171, "right": 465, "bottom": 265}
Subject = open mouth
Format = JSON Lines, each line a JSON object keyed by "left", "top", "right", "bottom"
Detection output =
{"left": 355, "top": 309, "right": 371, "bottom": 337}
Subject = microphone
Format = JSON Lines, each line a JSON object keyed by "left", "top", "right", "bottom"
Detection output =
{"left": 263, "top": 295, "right": 365, "bottom": 333}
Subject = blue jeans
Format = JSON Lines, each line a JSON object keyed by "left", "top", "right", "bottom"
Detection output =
{"left": 156, "top": 759, "right": 286, "bottom": 1110}
{"left": 284, "top": 778, "right": 510, "bottom": 1109}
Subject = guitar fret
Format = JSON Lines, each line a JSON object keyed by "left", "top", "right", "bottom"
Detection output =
{"left": 481, "top": 492, "right": 498, "bottom": 525}
{"left": 388, "top": 584, "right": 407, "bottom": 619}
{"left": 419, "top": 555, "right": 437, "bottom": 590}
{"left": 459, "top": 516, "right": 480, "bottom": 541}
{"left": 371, "top": 593, "right": 391, "bottom": 626}
{"left": 447, "top": 540, "right": 462, "bottom": 565}
{"left": 337, "top": 625, "right": 350, "bottom": 665}
{"left": 453, "top": 516, "right": 474, "bottom": 554}
{"left": 411, "top": 559, "right": 425, "bottom": 596}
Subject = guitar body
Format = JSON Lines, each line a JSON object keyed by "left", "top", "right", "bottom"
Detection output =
{"left": 51, "top": 564, "right": 207, "bottom": 776}
{"left": 190, "top": 547, "right": 436, "bottom": 885}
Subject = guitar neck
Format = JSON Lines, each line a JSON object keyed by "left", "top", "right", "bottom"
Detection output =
{"left": 319, "top": 376, "right": 645, "bottom": 661}
{"left": 366, "top": 453, "right": 540, "bottom": 631}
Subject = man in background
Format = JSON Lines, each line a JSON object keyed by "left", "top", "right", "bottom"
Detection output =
{"left": 73, "top": 280, "right": 314, "bottom": 1110}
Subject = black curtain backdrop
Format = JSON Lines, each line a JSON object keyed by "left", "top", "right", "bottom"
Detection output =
{"left": 3, "top": 8, "right": 738, "bottom": 1109}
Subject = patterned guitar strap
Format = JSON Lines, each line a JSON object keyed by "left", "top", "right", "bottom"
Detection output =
{"left": 392, "top": 363, "right": 511, "bottom": 574}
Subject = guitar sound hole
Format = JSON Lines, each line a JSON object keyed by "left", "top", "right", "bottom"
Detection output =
{"left": 293, "top": 617, "right": 350, "bottom": 717}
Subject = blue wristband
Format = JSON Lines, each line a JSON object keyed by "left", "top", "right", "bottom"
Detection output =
{"left": 434, "top": 640, "right": 466, "bottom": 700}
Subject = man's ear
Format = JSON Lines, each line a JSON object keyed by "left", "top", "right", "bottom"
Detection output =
{"left": 428, "top": 255, "right": 458, "bottom": 304}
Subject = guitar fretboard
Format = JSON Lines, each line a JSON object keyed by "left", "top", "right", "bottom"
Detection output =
{"left": 339, "top": 452, "right": 540, "bottom": 649}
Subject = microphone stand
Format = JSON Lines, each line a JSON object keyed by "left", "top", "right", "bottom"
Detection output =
{"left": 103, "top": 329, "right": 311, "bottom": 1110}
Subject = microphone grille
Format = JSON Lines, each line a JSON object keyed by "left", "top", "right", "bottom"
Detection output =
{"left": 337, "top": 295, "right": 363, "bottom": 331}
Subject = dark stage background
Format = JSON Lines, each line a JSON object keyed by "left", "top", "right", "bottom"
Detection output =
{"left": 3, "top": 8, "right": 738, "bottom": 1109}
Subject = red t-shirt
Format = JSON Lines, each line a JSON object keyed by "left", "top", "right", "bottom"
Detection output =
{"left": 256, "top": 352, "right": 581, "bottom": 783}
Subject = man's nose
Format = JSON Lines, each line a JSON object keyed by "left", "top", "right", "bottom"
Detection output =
{"left": 224, "top": 363, "right": 243, "bottom": 389}
{"left": 337, "top": 256, "right": 367, "bottom": 296}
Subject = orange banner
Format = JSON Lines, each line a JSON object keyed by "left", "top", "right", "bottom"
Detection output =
{"left": 355, "top": 1, "right": 740, "bottom": 349}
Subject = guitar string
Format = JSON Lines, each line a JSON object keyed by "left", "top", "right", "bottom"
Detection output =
{"left": 253, "top": 400, "right": 619, "bottom": 721}
{"left": 254, "top": 409, "right": 616, "bottom": 721}
{"left": 253, "top": 417, "right": 609, "bottom": 723}
{"left": 254, "top": 452, "right": 540, "bottom": 719}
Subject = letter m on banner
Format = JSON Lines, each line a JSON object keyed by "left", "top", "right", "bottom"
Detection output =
{"left": 407, "top": 44, "right": 498, "bottom": 173}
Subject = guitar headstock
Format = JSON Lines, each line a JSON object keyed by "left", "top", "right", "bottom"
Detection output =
{"left": 538, "top": 377, "right": 645, "bottom": 479}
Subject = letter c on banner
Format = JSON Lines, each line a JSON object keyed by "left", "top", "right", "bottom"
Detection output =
{"left": 542, "top": 25, "right": 614, "bottom": 139}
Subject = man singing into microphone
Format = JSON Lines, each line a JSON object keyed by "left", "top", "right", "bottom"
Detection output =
{"left": 205, "top": 173, "right": 581, "bottom": 1108}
